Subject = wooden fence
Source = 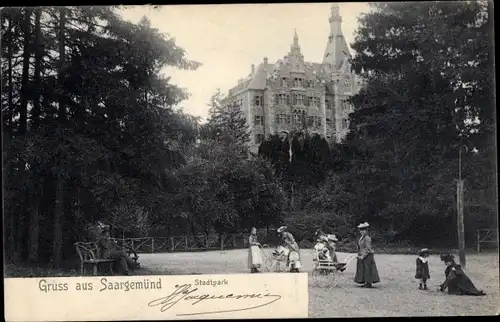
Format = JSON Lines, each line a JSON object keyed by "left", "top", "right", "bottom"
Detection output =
{"left": 111, "top": 234, "right": 251, "bottom": 253}
{"left": 476, "top": 229, "right": 498, "bottom": 252}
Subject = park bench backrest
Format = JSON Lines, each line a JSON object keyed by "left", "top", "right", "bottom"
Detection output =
{"left": 75, "top": 242, "right": 102, "bottom": 261}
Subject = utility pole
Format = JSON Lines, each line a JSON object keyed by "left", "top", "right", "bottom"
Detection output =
{"left": 457, "top": 145, "right": 468, "bottom": 269}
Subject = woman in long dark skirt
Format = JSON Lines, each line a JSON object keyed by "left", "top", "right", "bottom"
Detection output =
{"left": 439, "top": 253, "right": 486, "bottom": 296}
{"left": 354, "top": 222, "right": 380, "bottom": 288}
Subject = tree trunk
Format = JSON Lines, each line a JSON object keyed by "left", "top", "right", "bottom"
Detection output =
{"left": 7, "top": 18, "right": 14, "bottom": 135}
{"left": 28, "top": 182, "right": 41, "bottom": 262}
{"left": 19, "top": 8, "right": 32, "bottom": 135}
{"left": 26, "top": 8, "right": 44, "bottom": 264}
{"left": 58, "top": 7, "right": 66, "bottom": 124}
{"left": 32, "top": 8, "right": 42, "bottom": 129}
{"left": 5, "top": 18, "right": 15, "bottom": 259}
{"left": 13, "top": 8, "right": 33, "bottom": 262}
{"left": 52, "top": 8, "right": 67, "bottom": 268}
{"left": 52, "top": 171, "right": 65, "bottom": 267}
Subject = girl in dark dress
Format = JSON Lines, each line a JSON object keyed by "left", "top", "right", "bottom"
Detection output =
{"left": 439, "top": 253, "right": 486, "bottom": 296}
{"left": 354, "top": 222, "right": 380, "bottom": 288}
{"left": 415, "top": 248, "right": 430, "bottom": 290}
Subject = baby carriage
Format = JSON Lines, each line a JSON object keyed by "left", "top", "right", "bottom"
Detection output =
{"left": 312, "top": 236, "right": 357, "bottom": 286}
{"left": 260, "top": 245, "right": 299, "bottom": 272}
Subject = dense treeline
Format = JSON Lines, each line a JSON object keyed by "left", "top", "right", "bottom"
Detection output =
{"left": 1, "top": 7, "right": 284, "bottom": 267}
{"left": 258, "top": 1, "right": 496, "bottom": 247}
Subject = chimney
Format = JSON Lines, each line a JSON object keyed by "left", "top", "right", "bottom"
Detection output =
{"left": 251, "top": 64, "right": 255, "bottom": 75}
{"left": 264, "top": 57, "right": 268, "bottom": 64}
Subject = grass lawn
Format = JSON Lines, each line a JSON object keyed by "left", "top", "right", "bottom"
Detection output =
{"left": 138, "top": 249, "right": 499, "bottom": 317}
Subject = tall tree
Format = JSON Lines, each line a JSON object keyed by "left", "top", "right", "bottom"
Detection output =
{"left": 341, "top": 1, "right": 494, "bottom": 243}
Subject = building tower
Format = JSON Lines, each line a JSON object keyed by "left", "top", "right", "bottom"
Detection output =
{"left": 321, "top": 3, "right": 358, "bottom": 142}
{"left": 224, "top": 3, "right": 361, "bottom": 152}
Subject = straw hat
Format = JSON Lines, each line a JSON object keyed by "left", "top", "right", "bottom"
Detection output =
{"left": 327, "top": 234, "right": 338, "bottom": 242}
{"left": 419, "top": 248, "right": 429, "bottom": 256}
{"left": 277, "top": 226, "right": 287, "bottom": 233}
{"left": 357, "top": 222, "right": 369, "bottom": 229}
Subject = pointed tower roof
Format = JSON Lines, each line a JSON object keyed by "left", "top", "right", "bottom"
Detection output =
{"left": 322, "top": 3, "right": 351, "bottom": 72}
{"left": 290, "top": 29, "right": 302, "bottom": 56}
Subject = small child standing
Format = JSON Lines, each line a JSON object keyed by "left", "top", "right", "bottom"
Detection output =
{"left": 415, "top": 248, "right": 431, "bottom": 290}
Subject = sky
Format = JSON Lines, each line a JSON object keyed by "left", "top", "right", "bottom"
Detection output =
{"left": 119, "top": 3, "right": 371, "bottom": 122}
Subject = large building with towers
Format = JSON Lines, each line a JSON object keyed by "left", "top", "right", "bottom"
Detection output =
{"left": 224, "top": 4, "right": 362, "bottom": 153}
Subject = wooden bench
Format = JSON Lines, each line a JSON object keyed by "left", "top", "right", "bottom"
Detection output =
{"left": 75, "top": 242, "right": 140, "bottom": 276}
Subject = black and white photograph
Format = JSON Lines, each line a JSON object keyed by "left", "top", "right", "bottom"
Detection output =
{"left": 2, "top": 2, "right": 498, "bottom": 319}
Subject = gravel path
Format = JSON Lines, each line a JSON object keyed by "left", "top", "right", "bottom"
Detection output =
{"left": 138, "top": 249, "right": 499, "bottom": 317}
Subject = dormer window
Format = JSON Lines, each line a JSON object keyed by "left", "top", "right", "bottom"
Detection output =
{"left": 281, "top": 77, "right": 288, "bottom": 87}
{"left": 294, "top": 78, "right": 302, "bottom": 87}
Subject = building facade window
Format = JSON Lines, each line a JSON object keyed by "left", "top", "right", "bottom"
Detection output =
{"left": 281, "top": 78, "right": 288, "bottom": 87}
{"left": 294, "top": 78, "right": 302, "bottom": 87}
{"left": 342, "top": 118, "right": 349, "bottom": 129}
{"left": 344, "top": 77, "right": 351, "bottom": 92}
{"left": 325, "top": 99, "right": 332, "bottom": 110}
{"left": 254, "top": 115, "right": 263, "bottom": 126}
{"left": 341, "top": 100, "right": 348, "bottom": 113}
{"left": 293, "top": 113, "right": 301, "bottom": 126}
{"left": 276, "top": 113, "right": 290, "bottom": 125}
{"left": 312, "top": 97, "right": 320, "bottom": 107}
{"left": 326, "top": 118, "right": 332, "bottom": 125}
{"left": 296, "top": 94, "right": 303, "bottom": 105}
{"left": 279, "top": 94, "right": 287, "bottom": 105}
{"left": 254, "top": 95, "right": 262, "bottom": 106}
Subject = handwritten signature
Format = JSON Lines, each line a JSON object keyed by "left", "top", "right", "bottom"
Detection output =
{"left": 148, "top": 284, "right": 282, "bottom": 316}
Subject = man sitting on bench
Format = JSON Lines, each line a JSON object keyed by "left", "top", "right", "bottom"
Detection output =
{"left": 99, "top": 226, "right": 137, "bottom": 275}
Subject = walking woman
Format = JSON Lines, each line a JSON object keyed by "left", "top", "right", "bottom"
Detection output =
{"left": 354, "top": 222, "right": 380, "bottom": 288}
{"left": 277, "top": 226, "right": 301, "bottom": 272}
{"left": 248, "top": 227, "right": 263, "bottom": 273}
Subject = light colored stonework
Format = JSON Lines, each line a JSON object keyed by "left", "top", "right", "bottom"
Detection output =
{"left": 225, "top": 4, "right": 362, "bottom": 153}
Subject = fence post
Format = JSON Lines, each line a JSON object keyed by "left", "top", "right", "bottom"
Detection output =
{"left": 171, "top": 237, "right": 174, "bottom": 252}
{"left": 205, "top": 234, "right": 208, "bottom": 249}
{"left": 185, "top": 236, "right": 188, "bottom": 250}
{"left": 477, "top": 230, "right": 480, "bottom": 253}
{"left": 220, "top": 234, "right": 224, "bottom": 252}
{"left": 151, "top": 237, "right": 155, "bottom": 253}
{"left": 233, "top": 235, "right": 236, "bottom": 248}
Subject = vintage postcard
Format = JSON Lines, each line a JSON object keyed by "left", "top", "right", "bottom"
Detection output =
{"left": 2, "top": 2, "right": 497, "bottom": 321}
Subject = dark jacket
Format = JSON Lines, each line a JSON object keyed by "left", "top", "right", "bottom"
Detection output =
{"left": 440, "top": 263, "right": 485, "bottom": 296}
{"left": 99, "top": 236, "right": 117, "bottom": 258}
{"left": 415, "top": 257, "right": 430, "bottom": 280}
